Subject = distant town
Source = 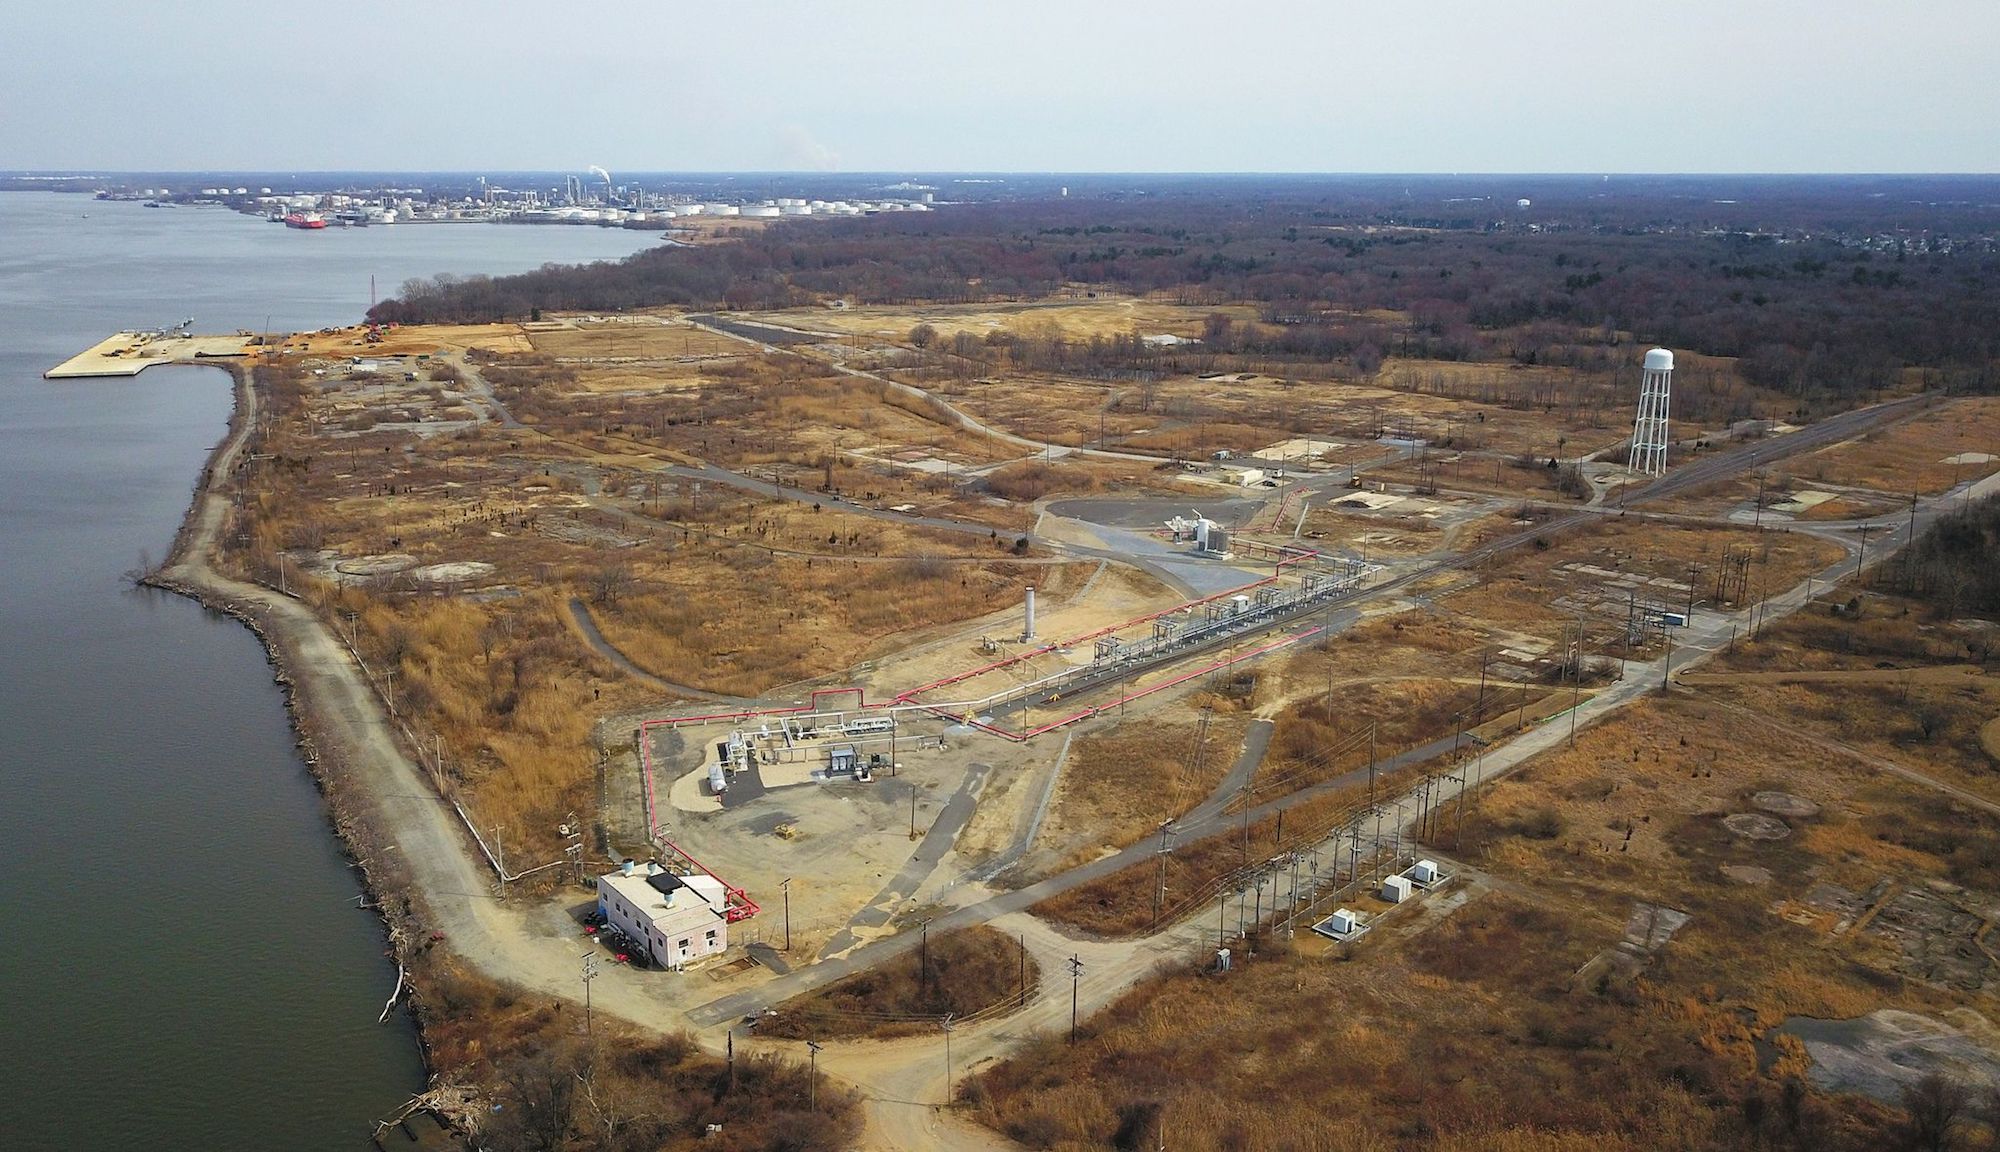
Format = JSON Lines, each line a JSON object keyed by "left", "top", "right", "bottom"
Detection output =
{"left": 84, "top": 171, "right": 939, "bottom": 230}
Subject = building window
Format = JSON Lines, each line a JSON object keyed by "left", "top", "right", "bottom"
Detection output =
{"left": 679, "top": 939, "right": 690, "bottom": 951}
{"left": 705, "top": 930, "right": 718, "bottom": 945}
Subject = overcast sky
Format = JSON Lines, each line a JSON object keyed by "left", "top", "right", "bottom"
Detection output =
{"left": 6, "top": 0, "right": 1996, "bottom": 173}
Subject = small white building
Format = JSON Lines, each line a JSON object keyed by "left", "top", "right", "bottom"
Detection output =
{"left": 1312, "top": 907, "right": 1370, "bottom": 941}
{"left": 1408, "top": 859, "right": 1449, "bottom": 888}
{"left": 597, "top": 862, "right": 729, "bottom": 969}
{"left": 1381, "top": 874, "right": 1413, "bottom": 904}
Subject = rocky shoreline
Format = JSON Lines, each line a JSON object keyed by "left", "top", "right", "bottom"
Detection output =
{"left": 141, "top": 363, "right": 441, "bottom": 1091}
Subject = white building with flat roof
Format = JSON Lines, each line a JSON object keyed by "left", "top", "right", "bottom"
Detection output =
{"left": 597, "top": 862, "right": 729, "bottom": 969}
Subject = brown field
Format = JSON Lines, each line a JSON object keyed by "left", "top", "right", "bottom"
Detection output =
{"left": 1030, "top": 778, "right": 1386, "bottom": 939}
{"left": 981, "top": 456, "right": 1210, "bottom": 504}
{"left": 757, "top": 925, "right": 1039, "bottom": 1040}
{"left": 1691, "top": 584, "right": 2000, "bottom": 805}
{"left": 734, "top": 297, "right": 1237, "bottom": 344}
{"left": 294, "top": 322, "right": 534, "bottom": 358}
{"left": 526, "top": 317, "right": 747, "bottom": 360}
{"left": 981, "top": 683, "right": 2000, "bottom": 1151}
{"left": 226, "top": 359, "right": 1089, "bottom": 854}
{"left": 1033, "top": 709, "right": 1254, "bottom": 871}
{"left": 1439, "top": 517, "right": 1848, "bottom": 635}
{"left": 918, "top": 367, "right": 1629, "bottom": 462}
{"left": 1791, "top": 397, "right": 2000, "bottom": 495}
{"left": 415, "top": 951, "right": 860, "bottom": 1150}
{"left": 590, "top": 556, "right": 1089, "bottom": 699}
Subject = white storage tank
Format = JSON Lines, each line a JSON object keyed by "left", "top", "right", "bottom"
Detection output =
{"left": 707, "top": 762, "right": 729, "bottom": 796}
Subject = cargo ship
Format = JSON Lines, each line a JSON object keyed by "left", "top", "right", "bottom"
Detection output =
{"left": 283, "top": 211, "right": 326, "bottom": 230}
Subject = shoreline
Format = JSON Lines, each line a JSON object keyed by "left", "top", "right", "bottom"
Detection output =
{"left": 141, "top": 362, "right": 444, "bottom": 1094}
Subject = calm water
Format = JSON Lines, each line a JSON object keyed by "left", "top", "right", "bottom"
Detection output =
{"left": 0, "top": 192, "right": 653, "bottom": 1151}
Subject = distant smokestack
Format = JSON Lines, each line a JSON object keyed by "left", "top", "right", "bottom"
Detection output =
{"left": 1024, "top": 586, "right": 1036, "bottom": 642}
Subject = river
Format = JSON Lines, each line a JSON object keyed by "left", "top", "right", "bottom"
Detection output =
{"left": 0, "top": 191, "right": 654, "bottom": 1151}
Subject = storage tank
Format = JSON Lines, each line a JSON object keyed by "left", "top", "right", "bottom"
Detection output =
{"left": 708, "top": 762, "right": 729, "bottom": 795}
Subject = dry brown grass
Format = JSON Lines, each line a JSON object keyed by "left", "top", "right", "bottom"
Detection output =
{"left": 988, "top": 683, "right": 2000, "bottom": 1150}
{"left": 1695, "top": 585, "right": 2000, "bottom": 805}
{"left": 227, "top": 356, "right": 1085, "bottom": 856}
{"left": 526, "top": 318, "right": 745, "bottom": 361}
{"left": 413, "top": 950, "right": 860, "bottom": 1151}
{"left": 977, "top": 890, "right": 1897, "bottom": 1152}
{"left": 735, "top": 297, "right": 1231, "bottom": 343}
{"left": 757, "top": 925, "right": 1039, "bottom": 1040}
{"left": 1440, "top": 517, "right": 1848, "bottom": 634}
{"left": 591, "top": 556, "right": 1086, "bottom": 698}
{"left": 1793, "top": 398, "right": 2000, "bottom": 495}
{"left": 1031, "top": 780, "right": 1376, "bottom": 938}
{"left": 1036, "top": 712, "right": 1252, "bottom": 864}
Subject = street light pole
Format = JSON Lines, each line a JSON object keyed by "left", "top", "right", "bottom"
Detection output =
{"left": 781, "top": 877, "right": 792, "bottom": 952}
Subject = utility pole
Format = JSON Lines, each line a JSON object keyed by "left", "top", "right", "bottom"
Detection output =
{"left": 1020, "top": 933, "right": 1029, "bottom": 1009}
{"left": 1753, "top": 470, "right": 1766, "bottom": 531}
{"left": 781, "top": 877, "right": 792, "bottom": 952}
{"left": 806, "top": 1041, "right": 823, "bottom": 1113}
{"left": 1367, "top": 724, "right": 1377, "bottom": 804}
{"left": 919, "top": 919, "right": 931, "bottom": 993}
{"left": 1068, "top": 955, "right": 1084, "bottom": 1042}
{"left": 910, "top": 781, "right": 919, "bottom": 840}
{"left": 1569, "top": 618, "right": 1583, "bottom": 748}
{"left": 940, "top": 1015, "right": 956, "bottom": 1106}
{"left": 495, "top": 826, "right": 507, "bottom": 901}
{"left": 1152, "top": 821, "right": 1173, "bottom": 931}
{"left": 580, "top": 951, "right": 598, "bottom": 1039}
{"left": 1856, "top": 524, "right": 1871, "bottom": 578}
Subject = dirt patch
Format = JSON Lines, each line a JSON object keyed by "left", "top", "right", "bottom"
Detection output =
{"left": 1725, "top": 812, "right": 1794, "bottom": 840}
{"left": 1776, "top": 1008, "right": 2000, "bottom": 1103}
{"left": 1753, "top": 791, "right": 1823, "bottom": 820}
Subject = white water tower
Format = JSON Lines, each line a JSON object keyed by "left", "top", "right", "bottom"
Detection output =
{"left": 1628, "top": 348, "right": 1674, "bottom": 476}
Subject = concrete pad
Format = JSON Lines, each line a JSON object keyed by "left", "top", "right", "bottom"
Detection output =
{"left": 759, "top": 761, "right": 820, "bottom": 790}
{"left": 1944, "top": 452, "right": 1999, "bottom": 466}
{"left": 1771, "top": 490, "right": 1839, "bottom": 513}
{"left": 669, "top": 765, "right": 723, "bottom": 814}
{"left": 46, "top": 331, "right": 255, "bottom": 378}
{"left": 1327, "top": 491, "right": 1402, "bottom": 511}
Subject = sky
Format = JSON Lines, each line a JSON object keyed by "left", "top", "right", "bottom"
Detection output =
{"left": 5, "top": 0, "right": 1997, "bottom": 173}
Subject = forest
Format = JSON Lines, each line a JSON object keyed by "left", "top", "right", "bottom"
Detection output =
{"left": 370, "top": 177, "right": 2000, "bottom": 412}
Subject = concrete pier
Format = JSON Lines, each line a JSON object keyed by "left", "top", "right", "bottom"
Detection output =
{"left": 45, "top": 331, "right": 257, "bottom": 379}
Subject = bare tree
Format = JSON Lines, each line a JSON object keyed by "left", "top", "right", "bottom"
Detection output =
{"left": 1900, "top": 1072, "right": 1972, "bottom": 1152}
{"left": 589, "top": 562, "right": 636, "bottom": 607}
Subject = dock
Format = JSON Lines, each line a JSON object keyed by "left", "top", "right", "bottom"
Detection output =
{"left": 45, "top": 331, "right": 259, "bottom": 379}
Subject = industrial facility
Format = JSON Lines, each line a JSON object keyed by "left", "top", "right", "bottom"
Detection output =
{"left": 596, "top": 859, "right": 730, "bottom": 970}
